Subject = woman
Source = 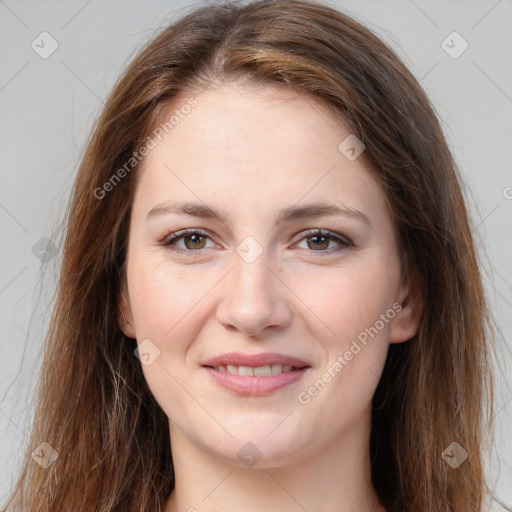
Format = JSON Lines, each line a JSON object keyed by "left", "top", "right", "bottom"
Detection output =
{"left": 4, "top": 0, "right": 499, "bottom": 510}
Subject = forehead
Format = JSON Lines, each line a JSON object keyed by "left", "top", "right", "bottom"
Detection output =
{"left": 133, "top": 83, "right": 385, "bottom": 221}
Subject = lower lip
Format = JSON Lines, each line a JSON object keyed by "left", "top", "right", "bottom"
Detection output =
{"left": 202, "top": 366, "right": 310, "bottom": 396}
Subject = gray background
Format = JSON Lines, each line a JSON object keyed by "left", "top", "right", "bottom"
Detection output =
{"left": 0, "top": 0, "right": 511, "bottom": 507}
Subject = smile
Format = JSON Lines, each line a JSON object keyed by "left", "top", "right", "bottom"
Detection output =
{"left": 202, "top": 365, "right": 310, "bottom": 396}
{"left": 207, "top": 364, "right": 302, "bottom": 376}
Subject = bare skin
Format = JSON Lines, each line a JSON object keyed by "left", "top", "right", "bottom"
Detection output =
{"left": 119, "top": 82, "right": 421, "bottom": 512}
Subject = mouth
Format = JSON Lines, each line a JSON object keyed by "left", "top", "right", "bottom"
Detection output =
{"left": 203, "top": 363, "right": 308, "bottom": 376}
{"left": 201, "top": 364, "right": 311, "bottom": 396}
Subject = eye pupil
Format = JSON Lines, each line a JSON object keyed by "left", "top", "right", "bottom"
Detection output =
{"left": 185, "top": 234, "right": 206, "bottom": 249}
{"left": 308, "top": 235, "right": 329, "bottom": 250}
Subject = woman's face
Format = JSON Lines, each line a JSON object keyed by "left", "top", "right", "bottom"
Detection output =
{"left": 119, "top": 83, "right": 419, "bottom": 467}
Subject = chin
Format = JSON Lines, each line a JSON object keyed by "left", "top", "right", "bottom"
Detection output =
{"left": 199, "top": 431, "right": 310, "bottom": 469}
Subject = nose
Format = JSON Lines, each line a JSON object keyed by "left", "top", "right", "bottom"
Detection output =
{"left": 216, "top": 251, "right": 292, "bottom": 337}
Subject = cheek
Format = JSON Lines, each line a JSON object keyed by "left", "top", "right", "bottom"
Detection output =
{"left": 127, "top": 255, "right": 219, "bottom": 364}
{"left": 294, "top": 267, "right": 396, "bottom": 428}
{"left": 292, "top": 260, "right": 399, "bottom": 345}
{"left": 126, "top": 258, "right": 212, "bottom": 418}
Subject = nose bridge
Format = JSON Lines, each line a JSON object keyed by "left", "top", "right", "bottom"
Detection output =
{"left": 231, "top": 233, "right": 275, "bottom": 295}
{"left": 216, "top": 240, "right": 291, "bottom": 336}
{"left": 231, "top": 240, "right": 277, "bottom": 308}
{"left": 234, "top": 248, "right": 271, "bottom": 295}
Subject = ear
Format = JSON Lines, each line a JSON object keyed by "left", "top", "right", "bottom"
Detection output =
{"left": 389, "top": 272, "right": 423, "bottom": 344}
{"left": 118, "top": 281, "right": 136, "bottom": 339}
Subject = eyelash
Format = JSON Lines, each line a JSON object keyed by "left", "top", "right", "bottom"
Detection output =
{"left": 159, "top": 228, "right": 353, "bottom": 257}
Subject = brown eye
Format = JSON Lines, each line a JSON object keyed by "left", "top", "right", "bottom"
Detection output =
{"left": 182, "top": 233, "right": 207, "bottom": 250}
{"left": 306, "top": 234, "right": 331, "bottom": 250}
{"left": 294, "top": 229, "right": 352, "bottom": 256}
{"left": 160, "top": 229, "right": 214, "bottom": 254}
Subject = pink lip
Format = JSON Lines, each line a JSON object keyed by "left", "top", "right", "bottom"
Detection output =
{"left": 203, "top": 366, "right": 311, "bottom": 396}
{"left": 201, "top": 352, "right": 311, "bottom": 368}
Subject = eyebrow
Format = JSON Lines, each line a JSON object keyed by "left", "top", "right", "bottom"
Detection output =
{"left": 146, "top": 200, "right": 372, "bottom": 227}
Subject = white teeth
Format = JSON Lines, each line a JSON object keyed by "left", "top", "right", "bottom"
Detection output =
{"left": 271, "top": 364, "right": 283, "bottom": 375}
{"left": 238, "top": 365, "right": 254, "bottom": 377}
{"left": 213, "top": 363, "right": 298, "bottom": 376}
{"left": 253, "top": 365, "right": 271, "bottom": 376}
{"left": 226, "top": 364, "right": 238, "bottom": 375}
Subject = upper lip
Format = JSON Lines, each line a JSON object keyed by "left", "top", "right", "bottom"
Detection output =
{"left": 202, "top": 352, "right": 311, "bottom": 368}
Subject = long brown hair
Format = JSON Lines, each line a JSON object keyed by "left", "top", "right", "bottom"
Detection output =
{"left": 4, "top": 0, "right": 497, "bottom": 510}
